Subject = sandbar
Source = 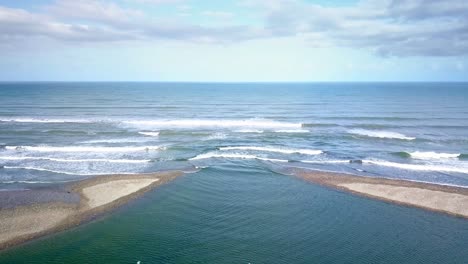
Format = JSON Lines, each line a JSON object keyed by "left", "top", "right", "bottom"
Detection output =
{"left": 294, "top": 169, "right": 468, "bottom": 219}
{"left": 0, "top": 171, "right": 184, "bottom": 251}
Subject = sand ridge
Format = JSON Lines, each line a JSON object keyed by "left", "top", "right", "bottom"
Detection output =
{"left": 294, "top": 169, "right": 468, "bottom": 219}
{"left": 82, "top": 178, "right": 159, "bottom": 209}
{"left": 0, "top": 171, "right": 184, "bottom": 251}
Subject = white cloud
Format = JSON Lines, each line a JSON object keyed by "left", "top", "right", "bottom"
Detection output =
{"left": 249, "top": 0, "right": 468, "bottom": 56}
{"left": 0, "top": 0, "right": 467, "bottom": 56}
{"left": 46, "top": 0, "right": 145, "bottom": 25}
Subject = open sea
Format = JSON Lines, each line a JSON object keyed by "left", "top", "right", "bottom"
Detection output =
{"left": 1, "top": 82, "right": 468, "bottom": 263}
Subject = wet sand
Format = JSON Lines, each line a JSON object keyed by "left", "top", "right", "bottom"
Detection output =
{"left": 0, "top": 171, "right": 184, "bottom": 251}
{"left": 294, "top": 170, "right": 468, "bottom": 219}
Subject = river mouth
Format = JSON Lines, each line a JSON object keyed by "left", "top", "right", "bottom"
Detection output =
{"left": 1, "top": 166, "right": 468, "bottom": 263}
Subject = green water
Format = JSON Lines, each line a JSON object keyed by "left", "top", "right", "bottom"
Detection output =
{"left": 1, "top": 167, "right": 467, "bottom": 263}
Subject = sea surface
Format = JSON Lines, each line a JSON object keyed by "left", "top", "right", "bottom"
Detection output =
{"left": 1, "top": 82, "right": 468, "bottom": 262}
{"left": 1, "top": 82, "right": 467, "bottom": 187}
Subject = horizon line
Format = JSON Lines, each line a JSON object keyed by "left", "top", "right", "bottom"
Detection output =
{"left": 1, "top": 81, "right": 468, "bottom": 84}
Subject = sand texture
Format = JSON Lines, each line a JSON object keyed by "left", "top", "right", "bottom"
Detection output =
{"left": 82, "top": 178, "right": 159, "bottom": 209}
{"left": 0, "top": 171, "right": 183, "bottom": 251}
{"left": 295, "top": 170, "right": 468, "bottom": 219}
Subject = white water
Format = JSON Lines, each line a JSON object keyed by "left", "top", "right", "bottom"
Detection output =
{"left": 189, "top": 152, "right": 288, "bottom": 162}
{"left": 123, "top": 119, "right": 302, "bottom": 130}
{"left": 349, "top": 129, "right": 415, "bottom": 140}
{"left": 138, "top": 131, "right": 160, "bottom": 137}
{"left": 274, "top": 129, "right": 310, "bottom": 133}
{"left": 0, "top": 117, "right": 93, "bottom": 123}
{"left": 0, "top": 156, "right": 151, "bottom": 163}
{"left": 5, "top": 145, "right": 165, "bottom": 152}
{"left": 235, "top": 129, "right": 264, "bottom": 133}
{"left": 3, "top": 166, "right": 137, "bottom": 176}
{"left": 219, "top": 146, "right": 323, "bottom": 155}
{"left": 363, "top": 160, "right": 468, "bottom": 174}
{"left": 409, "top": 151, "right": 461, "bottom": 159}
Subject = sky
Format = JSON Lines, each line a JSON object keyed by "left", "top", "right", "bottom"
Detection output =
{"left": 0, "top": 0, "right": 467, "bottom": 82}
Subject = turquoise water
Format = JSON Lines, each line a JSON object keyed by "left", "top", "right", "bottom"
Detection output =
{"left": 1, "top": 167, "right": 468, "bottom": 263}
{"left": 1, "top": 82, "right": 468, "bottom": 262}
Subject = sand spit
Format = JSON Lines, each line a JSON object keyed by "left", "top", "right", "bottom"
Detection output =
{"left": 0, "top": 171, "right": 184, "bottom": 251}
{"left": 294, "top": 170, "right": 468, "bottom": 219}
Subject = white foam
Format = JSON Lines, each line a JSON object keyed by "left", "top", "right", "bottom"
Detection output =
{"left": 300, "top": 160, "right": 350, "bottom": 164}
{"left": 349, "top": 129, "right": 415, "bottom": 140}
{"left": 189, "top": 152, "right": 288, "bottom": 162}
{"left": 123, "top": 119, "right": 302, "bottom": 129}
{"left": 219, "top": 146, "right": 322, "bottom": 155}
{"left": 0, "top": 118, "right": 92, "bottom": 123}
{"left": 3, "top": 166, "right": 136, "bottom": 176}
{"left": 274, "top": 129, "right": 310, "bottom": 133}
{"left": 0, "top": 156, "right": 151, "bottom": 163}
{"left": 5, "top": 145, "right": 164, "bottom": 152}
{"left": 3, "top": 166, "right": 82, "bottom": 175}
{"left": 409, "top": 151, "right": 461, "bottom": 159}
{"left": 1, "top": 180, "right": 76, "bottom": 184}
{"left": 82, "top": 138, "right": 154, "bottom": 144}
{"left": 235, "top": 129, "right": 264, "bottom": 133}
{"left": 206, "top": 132, "right": 227, "bottom": 140}
{"left": 138, "top": 131, "right": 160, "bottom": 137}
{"left": 362, "top": 160, "right": 468, "bottom": 174}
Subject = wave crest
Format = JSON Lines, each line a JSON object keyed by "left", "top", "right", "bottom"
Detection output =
{"left": 362, "top": 160, "right": 468, "bottom": 174}
{"left": 409, "top": 151, "right": 461, "bottom": 159}
{"left": 138, "top": 131, "right": 160, "bottom": 137}
{"left": 123, "top": 119, "right": 302, "bottom": 129}
{"left": 0, "top": 118, "right": 92, "bottom": 123}
{"left": 274, "top": 129, "right": 310, "bottom": 133}
{"left": 349, "top": 129, "right": 415, "bottom": 140}
{"left": 219, "top": 146, "right": 322, "bottom": 155}
{"left": 5, "top": 145, "right": 164, "bottom": 152}
{"left": 2, "top": 166, "right": 138, "bottom": 176}
{"left": 189, "top": 152, "right": 288, "bottom": 162}
{"left": 0, "top": 156, "right": 151, "bottom": 163}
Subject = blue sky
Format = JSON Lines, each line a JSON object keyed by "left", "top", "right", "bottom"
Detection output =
{"left": 0, "top": 0, "right": 467, "bottom": 82}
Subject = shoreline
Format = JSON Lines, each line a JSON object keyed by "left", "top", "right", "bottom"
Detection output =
{"left": 292, "top": 169, "right": 468, "bottom": 219}
{"left": 0, "top": 171, "right": 184, "bottom": 251}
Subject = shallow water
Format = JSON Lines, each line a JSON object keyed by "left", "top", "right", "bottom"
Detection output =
{"left": 1, "top": 167, "right": 468, "bottom": 263}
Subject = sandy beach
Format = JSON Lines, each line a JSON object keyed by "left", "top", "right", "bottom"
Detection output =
{"left": 0, "top": 171, "right": 184, "bottom": 251}
{"left": 294, "top": 169, "right": 468, "bottom": 219}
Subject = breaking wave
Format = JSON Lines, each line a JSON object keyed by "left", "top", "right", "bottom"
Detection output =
{"left": 0, "top": 156, "right": 151, "bottom": 163}
{"left": 2, "top": 166, "right": 101, "bottom": 175}
{"left": 408, "top": 151, "right": 461, "bottom": 159}
{"left": 219, "top": 146, "right": 322, "bottom": 155}
{"left": 348, "top": 129, "right": 415, "bottom": 140}
{"left": 82, "top": 138, "right": 155, "bottom": 144}
{"left": 0, "top": 118, "right": 93, "bottom": 123}
{"left": 1, "top": 180, "right": 76, "bottom": 184}
{"left": 362, "top": 160, "right": 468, "bottom": 174}
{"left": 274, "top": 129, "right": 310, "bottom": 133}
{"left": 234, "top": 129, "right": 264, "bottom": 133}
{"left": 392, "top": 151, "right": 464, "bottom": 159}
{"left": 5, "top": 145, "right": 164, "bottom": 152}
{"left": 138, "top": 131, "right": 160, "bottom": 137}
{"left": 300, "top": 160, "right": 350, "bottom": 164}
{"left": 189, "top": 152, "right": 288, "bottom": 162}
{"left": 123, "top": 119, "right": 302, "bottom": 130}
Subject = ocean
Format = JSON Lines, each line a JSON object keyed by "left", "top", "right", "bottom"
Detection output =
{"left": 1, "top": 82, "right": 468, "bottom": 263}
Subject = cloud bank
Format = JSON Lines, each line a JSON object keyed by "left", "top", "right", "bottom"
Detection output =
{"left": 0, "top": 0, "right": 467, "bottom": 56}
